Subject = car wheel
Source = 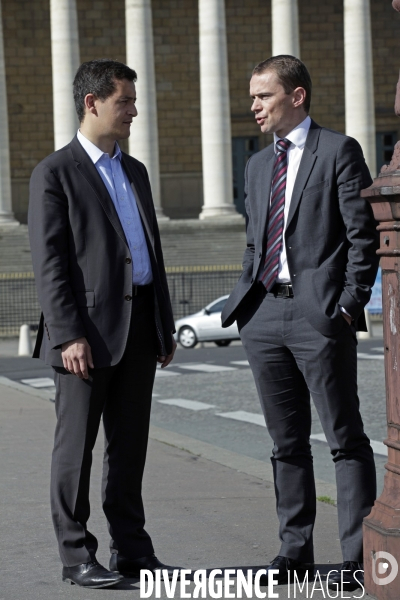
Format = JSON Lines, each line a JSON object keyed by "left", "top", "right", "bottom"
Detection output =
{"left": 215, "top": 340, "right": 231, "bottom": 347}
{"left": 178, "top": 326, "right": 197, "bottom": 349}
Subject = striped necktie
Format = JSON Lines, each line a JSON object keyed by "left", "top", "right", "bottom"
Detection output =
{"left": 260, "top": 138, "right": 291, "bottom": 291}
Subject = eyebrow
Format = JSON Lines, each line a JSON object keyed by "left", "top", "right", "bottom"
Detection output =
{"left": 118, "top": 95, "right": 136, "bottom": 100}
{"left": 250, "top": 91, "right": 273, "bottom": 97}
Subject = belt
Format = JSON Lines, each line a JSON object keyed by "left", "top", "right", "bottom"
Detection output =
{"left": 132, "top": 283, "right": 153, "bottom": 296}
{"left": 270, "top": 283, "right": 294, "bottom": 298}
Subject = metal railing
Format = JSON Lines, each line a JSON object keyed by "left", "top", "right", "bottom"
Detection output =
{"left": 0, "top": 266, "right": 243, "bottom": 337}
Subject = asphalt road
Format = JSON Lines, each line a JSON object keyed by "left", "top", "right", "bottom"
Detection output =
{"left": 0, "top": 336, "right": 387, "bottom": 496}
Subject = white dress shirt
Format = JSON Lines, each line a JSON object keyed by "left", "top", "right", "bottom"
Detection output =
{"left": 274, "top": 115, "right": 311, "bottom": 283}
{"left": 77, "top": 130, "right": 153, "bottom": 286}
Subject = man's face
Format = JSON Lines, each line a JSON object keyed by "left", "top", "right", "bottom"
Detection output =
{"left": 250, "top": 70, "right": 299, "bottom": 137}
{"left": 91, "top": 78, "right": 137, "bottom": 140}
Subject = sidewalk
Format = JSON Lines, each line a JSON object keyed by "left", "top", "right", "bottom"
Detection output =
{"left": 0, "top": 379, "right": 373, "bottom": 600}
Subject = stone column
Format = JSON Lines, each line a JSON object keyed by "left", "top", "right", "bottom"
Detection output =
{"left": 198, "top": 0, "right": 239, "bottom": 219}
{"left": 271, "top": 0, "right": 300, "bottom": 57}
{"left": 50, "top": 0, "right": 80, "bottom": 151}
{"left": 0, "top": 0, "right": 17, "bottom": 225}
{"left": 125, "top": 0, "right": 167, "bottom": 219}
{"left": 344, "top": 0, "right": 376, "bottom": 176}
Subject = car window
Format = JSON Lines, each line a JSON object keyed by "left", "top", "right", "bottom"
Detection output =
{"left": 207, "top": 299, "right": 227, "bottom": 314}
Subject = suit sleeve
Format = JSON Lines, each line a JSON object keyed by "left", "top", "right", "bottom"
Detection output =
{"left": 242, "top": 157, "right": 256, "bottom": 272}
{"left": 336, "top": 137, "right": 380, "bottom": 319}
{"left": 28, "top": 163, "right": 87, "bottom": 348}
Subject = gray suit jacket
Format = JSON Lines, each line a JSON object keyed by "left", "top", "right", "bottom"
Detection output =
{"left": 28, "top": 135, "right": 174, "bottom": 368}
{"left": 221, "top": 120, "right": 379, "bottom": 335}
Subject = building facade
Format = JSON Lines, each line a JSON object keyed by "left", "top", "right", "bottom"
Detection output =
{"left": 1, "top": 0, "right": 399, "bottom": 224}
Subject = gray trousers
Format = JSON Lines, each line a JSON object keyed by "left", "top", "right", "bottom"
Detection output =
{"left": 237, "top": 285, "right": 376, "bottom": 563}
{"left": 50, "top": 290, "right": 157, "bottom": 567}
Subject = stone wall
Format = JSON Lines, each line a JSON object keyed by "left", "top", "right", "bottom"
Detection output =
{"left": 3, "top": 0, "right": 400, "bottom": 223}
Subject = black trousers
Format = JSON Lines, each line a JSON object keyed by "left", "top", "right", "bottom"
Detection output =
{"left": 238, "top": 285, "right": 376, "bottom": 563}
{"left": 51, "top": 289, "right": 157, "bottom": 567}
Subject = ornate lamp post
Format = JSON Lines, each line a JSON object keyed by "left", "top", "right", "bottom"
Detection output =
{"left": 361, "top": 5, "right": 400, "bottom": 596}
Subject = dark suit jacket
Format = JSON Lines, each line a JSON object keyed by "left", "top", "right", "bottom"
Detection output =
{"left": 28, "top": 135, "right": 174, "bottom": 368}
{"left": 221, "top": 120, "right": 380, "bottom": 335}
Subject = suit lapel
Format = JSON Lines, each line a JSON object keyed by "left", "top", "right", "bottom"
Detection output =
{"left": 258, "top": 147, "right": 275, "bottom": 245}
{"left": 70, "top": 136, "right": 128, "bottom": 246}
{"left": 286, "top": 121, "right": 321, "bottom": 229}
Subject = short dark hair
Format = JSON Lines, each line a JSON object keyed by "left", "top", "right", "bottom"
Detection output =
{"left": 252, "top": 55, "right": 312, "bottom": 113}
{"left": 73, "top": 59, "right": 137, "bottom": 122}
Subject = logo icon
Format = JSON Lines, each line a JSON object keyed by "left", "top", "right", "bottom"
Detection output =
{"left": 372, "top": 551, "right": 398, "bottom": 586}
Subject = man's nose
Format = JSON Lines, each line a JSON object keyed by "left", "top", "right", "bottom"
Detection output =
{"left": 251, "top": 99, "right": 259, "bottom": 112}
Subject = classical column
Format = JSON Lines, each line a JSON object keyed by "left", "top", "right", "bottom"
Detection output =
{"left": 0, "top": 0, "right": 17, "bottom": 225}
{"left": 125, "top": 0, "right": 167, "bottom": 220}
{"left": 50, "top": 0, "right": 80, "bottom": 150}
{"left": 198, "top": 0, "right": 239, "bottom": 219}
{"left": 271, "top": 0, "right": 300, "bottom": 57}
{"left": 344, "top": 0, "right": 376, "bottom": 176}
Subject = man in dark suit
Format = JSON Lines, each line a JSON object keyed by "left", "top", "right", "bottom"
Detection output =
{"left": 221, "top": 55, "right": 379, "bottom": 592}
{"left": 29, "top": 59, "right": 180, "bottom": 588}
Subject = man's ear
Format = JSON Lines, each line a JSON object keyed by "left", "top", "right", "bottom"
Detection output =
{"left": 292, "top": 86, "right": 306, "bottom": 109}
{"left": 84, "top": 93, "right": 98, "bottom": 117}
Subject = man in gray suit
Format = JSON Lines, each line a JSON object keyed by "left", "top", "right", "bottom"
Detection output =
{"left": 29, "top": 59, "right": 180, "bottom": 588}
{"left": 221, "top": 55, "right": 379, "bottom": 591}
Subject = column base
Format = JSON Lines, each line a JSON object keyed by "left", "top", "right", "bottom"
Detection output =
{"left": 199, "top": 204, "right": 243, "bottom": 220}
{"left": 363, "top": 469, "right": 400, "bottom": 597}
{"left": 0, "top": 212, "right": 19, "bottom": 227}
{"left": 155, "top": 206, "right": 169, "bottom": 221}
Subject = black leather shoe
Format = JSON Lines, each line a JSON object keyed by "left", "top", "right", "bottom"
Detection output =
{"left": 327, "top": 562, "right": 364, "bottom": 591}
{"left": 258, "top": 555, "right": 314, "bottom": 585}
{"left": 62, "top": 560, "right": 123, "bottom": 588}
{"left": 110, "top": 553, "right": 181, "bottom": 580}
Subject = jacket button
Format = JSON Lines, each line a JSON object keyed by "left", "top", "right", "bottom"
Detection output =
{"left": 251, "top": 278, "right": 254, "bottom": 284}
{"left": 125, "top": 257, "right": 132, "bottom": 264}
{"left": 125, "top": 294, "right": 132, "bottom": 301}
{"left": 259, "top": 252, "right": 262, "bottom": 258}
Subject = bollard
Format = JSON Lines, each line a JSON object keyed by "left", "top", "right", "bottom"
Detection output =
{"left": 357, "top": 308, "right": 372, "bottom": 340}
{"left": 18, "top": 324, "right": 32, "bottom": 357}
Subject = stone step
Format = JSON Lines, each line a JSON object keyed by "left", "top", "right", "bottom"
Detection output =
{"left": 0, "top": 219, "right": 247, "bottom": 273}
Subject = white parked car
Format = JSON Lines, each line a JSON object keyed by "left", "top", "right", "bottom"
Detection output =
{"left": 174, "top": 295, "right": 240, "bottom": 349}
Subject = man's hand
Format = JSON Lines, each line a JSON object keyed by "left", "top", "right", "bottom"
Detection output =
{"left": 157, "top": 334, "right": 177, "bottom": 369}
{"left": 341, "top": 312, "right": 352, "bottom": 326}
{"left": 61, "top": 337, "right": 94, "bottom": 379}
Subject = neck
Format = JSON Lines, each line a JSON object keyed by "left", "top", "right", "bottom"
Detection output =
{"left": 79, "top": 124, "right": 116, "bottom": 156}
{"left": 275, "top": 112, "right": 308, "bottom": 139}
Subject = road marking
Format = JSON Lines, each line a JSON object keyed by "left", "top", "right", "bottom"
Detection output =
{"left": 230, "top": 360, "right": 250, "bottom": 366}
{"left": 357, "top": 353, "right": 384, "bottom": 360}
{"left": 177, "top": 363, "right": 236, "bottom": 373}
{"left": 311, "top": 432, "right": 387, "bottom": 456}
{"left": 20, "top": 377, "right": 55, "bottom": 388}
{"left": 371, "top": 347, "right": 384, "bottom": 353}
{"left": 155, "top": 369, "right": 181, "bottom": 377}
{"left": 217, "top": 411, "right": 388, "bottom": 457}
{"left": 158, "top": 399, "right": 215, "bottom": 411}
{"left": 217, "top": 410, "right": 265, "bottom": 427}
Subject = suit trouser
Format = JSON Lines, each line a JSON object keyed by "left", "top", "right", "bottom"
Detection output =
{"left": 237, "top": 285, "right": 376, "bottom": 563}
{"left": 51, "top": 290, "right": 157, "bottom": 567}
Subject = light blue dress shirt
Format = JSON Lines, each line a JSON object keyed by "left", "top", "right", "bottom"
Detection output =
{"left": 77, "top": 130, "right": 153, "bottom": 285}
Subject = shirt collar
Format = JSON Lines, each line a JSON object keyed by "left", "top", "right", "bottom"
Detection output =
{"left": 273, "top": 115, "right": 311, "bottom": 152}
{"left": 77, "top": 130, "right": 121, "bottom": 164}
